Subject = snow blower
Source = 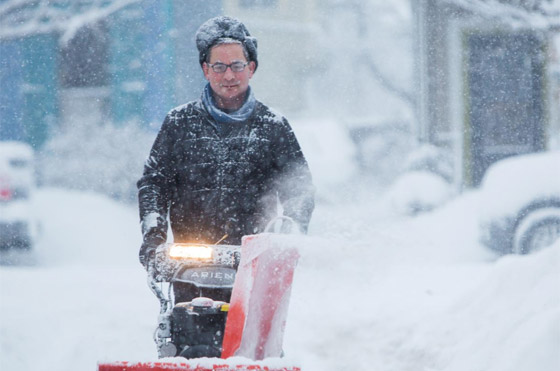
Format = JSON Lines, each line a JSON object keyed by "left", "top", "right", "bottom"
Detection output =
{"left": 98, "top": 223, "right": 301, "bottom": 371}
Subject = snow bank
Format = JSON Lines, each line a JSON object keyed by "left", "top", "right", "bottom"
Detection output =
{"left": 385, "top": 171, "right": 453, "bottom": 215}
{"left": 432, "top": 241, "right": 560, "bottom": 371}
{"left": 288, "top": 189, "right": 558, "bottom": 371}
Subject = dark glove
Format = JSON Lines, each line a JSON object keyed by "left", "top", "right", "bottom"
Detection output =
{"left": 139, "top": 236, "right": 163, "bottom": 272}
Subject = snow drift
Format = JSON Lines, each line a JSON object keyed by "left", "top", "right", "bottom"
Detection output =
{"left": 1, "top": 187, "right": 558, "bottom": 371}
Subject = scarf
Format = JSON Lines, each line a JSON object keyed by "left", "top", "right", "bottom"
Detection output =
{"left": 201, "top": 83, "right": 256, "bottom": 126}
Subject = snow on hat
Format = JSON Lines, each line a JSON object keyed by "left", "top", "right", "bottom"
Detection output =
{"left": 196, "top": 16, "right": 258, "bottom": 71}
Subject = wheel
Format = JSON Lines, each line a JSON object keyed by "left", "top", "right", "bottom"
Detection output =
{"left": 513, "top": 207, "right": 560, "bottom": 254}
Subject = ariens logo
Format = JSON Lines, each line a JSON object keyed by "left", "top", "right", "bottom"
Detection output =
{"left": 190, "top": 271, "right": 235, "bottom": 280}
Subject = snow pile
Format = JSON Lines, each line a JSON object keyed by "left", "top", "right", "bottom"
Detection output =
{"left": 403, "top": 143, "right": 454, "bottom": 182}
{"left": 385, "top": 171, "right": 453, "bottom": 215}
{"left": 436, "top": 241, "right": 560, "bottom": 371}
{"left": 286, "top": 190, "right": 559, "bottom": 371}
{"left": 382, "top": 143, "right": 455, "bottom": 216}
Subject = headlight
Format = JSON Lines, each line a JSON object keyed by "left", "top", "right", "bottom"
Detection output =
{"left": 168, "top": 244, "right": 213, "bottom": 260}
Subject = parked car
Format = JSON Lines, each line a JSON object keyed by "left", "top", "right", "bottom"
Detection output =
{"left": 479, "top": 151, "right": 560, "bottom": 254}
{"left": 0, "top": 141, "right": 38, "bottom": 249}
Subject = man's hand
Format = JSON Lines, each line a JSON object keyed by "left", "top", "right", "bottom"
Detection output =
{"left": 139, "top": 237, "right": 163, "bottom": 276}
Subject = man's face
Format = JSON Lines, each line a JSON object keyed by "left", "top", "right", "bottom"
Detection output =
{"left": 203, "top": 43, "right": 256, "bottom": 109}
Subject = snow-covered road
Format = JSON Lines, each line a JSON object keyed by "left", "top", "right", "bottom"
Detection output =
{"left": 1, "top": 186, "right": 558, "bottom": 371}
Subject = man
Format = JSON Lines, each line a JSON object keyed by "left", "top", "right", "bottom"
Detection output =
{"left": 137, "top": 16, "right": 315, "bottom": 275}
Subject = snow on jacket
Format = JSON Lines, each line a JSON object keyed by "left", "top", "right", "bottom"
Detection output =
{"left": 138, "top": 99, "right": 315, "bottom": 249}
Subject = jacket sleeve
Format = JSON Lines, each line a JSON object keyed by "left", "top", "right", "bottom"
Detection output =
{"left": 271, "top": 118, "right": 315, "bottom": 232}
{"left": 137, "top": 114, "right": 175, "bottom": 246}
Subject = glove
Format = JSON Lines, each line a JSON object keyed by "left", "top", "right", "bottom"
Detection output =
{"left": 139, "top": 236, "right": 163, "bottom": 273}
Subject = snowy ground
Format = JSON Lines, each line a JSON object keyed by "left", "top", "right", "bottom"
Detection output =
{"left": 1, "top": 183, "right": 559, "bottom": 371}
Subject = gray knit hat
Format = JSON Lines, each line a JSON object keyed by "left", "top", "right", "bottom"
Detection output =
{"left": 196, "top": 16, "right": 258, "bottom": 71}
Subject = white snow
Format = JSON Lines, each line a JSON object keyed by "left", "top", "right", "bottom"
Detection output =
{"left": 0, "top": 0, "right": 142, "bottom": 43}
{"left": 479, "top": 151, "right": 560, "bottom": 221}
{"left": 141, "top": 212, "right": 161, "bottom": 237}
{"left": 291, "top": 118, "right": 358, "bottom": 191}
{"left": 1, "top": 182, "right": 558, "bottom": 371}
{"left": 385, "top": 171, "right": 453, "bottom": 215}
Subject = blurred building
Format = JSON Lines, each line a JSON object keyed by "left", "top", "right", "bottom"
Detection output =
{"left": 0, "top": 0, "right": 221, "bottom": 148}
{"left": 413, "top": 0, "right": 560, "bottom": 188}
{"left": 223, "top": 0, "right": 321, "bottom": 114}
{"left": 0, "top": 0, "right": 323, "bottom": 149}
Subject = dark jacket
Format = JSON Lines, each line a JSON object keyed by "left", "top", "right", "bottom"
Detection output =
{"left": 138, "top": 99, "right": 315, "bottom": 254}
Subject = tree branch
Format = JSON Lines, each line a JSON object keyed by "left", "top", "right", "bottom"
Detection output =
{"left": 0, "top": 0, "right": 141, "bottom": 41}
{"left": 361, "top": 53, "right": 416, "bottom": 109}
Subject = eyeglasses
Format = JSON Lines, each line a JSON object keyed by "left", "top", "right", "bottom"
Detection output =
{"left": 207, "top": 61, "right": 249, "bottom": 73}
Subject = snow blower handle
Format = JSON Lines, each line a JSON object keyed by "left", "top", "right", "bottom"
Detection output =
{"left": 264, "top": 216, "right": 300, "bottom": 234}
{"left": 147, "top": 268, "right": 169, "bottom": 314}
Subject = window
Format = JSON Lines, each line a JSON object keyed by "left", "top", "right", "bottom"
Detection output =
{"left": 59, "top": 22, "right": 109, "bottom": 88}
